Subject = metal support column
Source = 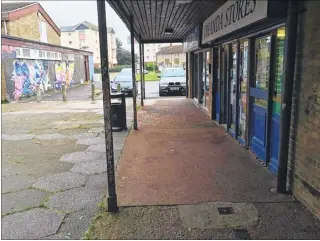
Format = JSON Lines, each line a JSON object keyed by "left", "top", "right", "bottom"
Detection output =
{"left": 96, "top": 0, "right": 118, "bottom": 212}
{"left": 277, "top": 0, "right": 299, "bottom": 193}
{"left": 130, "top": 15, "right": 138, "bottom": 130}
{"left": 142, "top": 44, "right": 146, "bottom": 99}
{"left": 186, "top": 52, "right": 189, "bottom": 98}
{"left": 139, "top": 39, "right": 144, "bottom": 106}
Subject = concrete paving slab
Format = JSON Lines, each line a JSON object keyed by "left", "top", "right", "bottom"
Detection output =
{"left": 55, "top": 207, "right": 98, "bottom": 239}
{"left": 178, "top": 202, "right": 259, "bottom": 229}
{"left": 2, "top": 134, "right": 35, "bottom": 141}
{"left": 86, "top": 143, "right": 124, "bottom": 153}
{"left": 59, "top": 151, "right": 101, "bottom": 163}
{"left": 32, "top": 172, "right": 87, "bottom": 192}
{"left": 86, "top": 144, "right": 106, "bottom": 152}
{"left": 1, "top": 208, "right": 65, "bottom": 240}
{"left": 1, "top": 175, "right": 38, "bottom": 193}
{"left": 88, "top": 127, "right": 104, "bottom": 133}
{"left": 71, "top": 132, "right": 98, "bottom": 139}
{"left": 1, "top": 189, "right": 49, "bottom": 214}
{"left": 86, "top": 173, "right": 108, "bottom": 191}
{"left": 88, "top": 205, "right": 235, "bottom": 240}
{"left": 76, "top": 137, "right": 105, "bottom": 146}
{"left": 36, "top": 133, "right": 68, "bottom": 140}
{"left": 46, "top": 187, "right": 103, "bottom": 212}
{"left": 70, "top": 160, "right": 107, "bottom": 175}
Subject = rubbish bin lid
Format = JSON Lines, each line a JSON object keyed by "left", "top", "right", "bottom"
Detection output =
{"left": 110, "top": 93, "right": 124, "bottom": 98}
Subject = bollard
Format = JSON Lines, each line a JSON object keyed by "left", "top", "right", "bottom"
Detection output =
{"left": 117, "top": 83, "right": 121, "bottom": 93}
{"left": 91, "top": 82, "right": 96, "bottom": 101}
{"left": 36, "top": 85, "right": 42, "bottom": 102}
{"left": 61, "top": 84, "right": 67, "bottom": 102}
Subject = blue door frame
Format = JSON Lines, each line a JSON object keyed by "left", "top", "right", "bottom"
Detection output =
{"left": 213, "top": 29, "right": 284, "bottom": 177}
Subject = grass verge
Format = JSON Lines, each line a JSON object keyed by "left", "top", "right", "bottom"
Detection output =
{"left": 136, "top": 71, "right": 159, "bottom": 81}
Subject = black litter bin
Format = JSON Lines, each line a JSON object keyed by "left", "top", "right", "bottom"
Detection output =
{"left": 111, "top": 93, "right": 127, "bottom": 132}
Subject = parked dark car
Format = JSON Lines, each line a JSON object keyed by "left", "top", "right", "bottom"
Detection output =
{"left": 111, "top": 74, "right": 138, "bottom": 97}
{"left": 158, "top": 68, "right": 186, "bottom": 96}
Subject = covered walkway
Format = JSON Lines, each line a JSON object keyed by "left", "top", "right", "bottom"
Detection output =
{"left": 89, "top": 98, "right": 320, "bottom": 240}
{"left": 117, "top": 98, "right": 293, "bottom": 206}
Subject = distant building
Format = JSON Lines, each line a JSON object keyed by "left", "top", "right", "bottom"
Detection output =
{"left": 1, "top": 2, "right": 61, "bottom": 45}
{"left": 60, "top": 21, "right": 117, "bottom": 68}
{"left": 156, "top": 45, "right": 186, "bottom": 69}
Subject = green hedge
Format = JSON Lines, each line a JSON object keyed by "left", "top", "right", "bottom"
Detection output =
{"left": 95, "top": 65, "right": 131, "bottom": 73}
{"left": 145, "top": 62, "right": 158, "bottom": 72}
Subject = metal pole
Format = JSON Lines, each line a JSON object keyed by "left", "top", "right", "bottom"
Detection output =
{"left": 186, "top": 52, "right": 189, "bottom": 98}
{"left": 91, "top": 82, "right": 96, "bottom": 101}
{"left": 142, "top": 43, "right": 146, "bottom": 99}
{"left": 97, "top": 0, "right": 118, "bottom": 212}
{"left": 61, "top": 84, "right": 67, "bottom": 102}
{"left": 277, "top": 0, "right": 299, "bottom": 193}
{"left": 139, "top": 40, "right": 144, "bottom": 106}
{"left": 130, "top": 15, "right": 138, "bottom": 130}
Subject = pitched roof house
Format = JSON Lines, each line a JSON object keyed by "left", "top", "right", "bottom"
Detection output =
{"left": 1, "top": 2, "right": 61, "bottom": 45}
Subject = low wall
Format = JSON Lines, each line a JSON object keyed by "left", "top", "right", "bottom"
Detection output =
{"left": 1, "top": 35, "right": 93, "bottom": 102}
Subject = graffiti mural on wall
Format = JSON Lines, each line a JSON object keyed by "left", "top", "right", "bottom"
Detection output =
{"left": 11, "top": 60, "right": 50, "bottom": 101}
{"left": 54, "top": 62, "right": 75, "bottom": 91}
{"left": 2, "top": 45, "right": 16, "bottom": 59}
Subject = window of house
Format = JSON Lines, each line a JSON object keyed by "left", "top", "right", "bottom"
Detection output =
{"left": 69, "top": 41, "right": 72, "bottom": 44}
{"left": 146, "top": 56, "right": 149, "bottom": 60}
{"left": 16, "top": 49, "right": 21, "bottom": 57}
{"left": 39, "top": 21, "right": 48, "bottom": 43}
{"left": 39, "top": 50, "right": 43, "bottom": 58}
{"left": 55, "top": 53, "right": 58, "bottom": 59}
{"left": 50, "top": 52, "right": 55, "bottom": 58}
{"left": 174, "top": 58, "right": 179, "bottom": 65}
{"left": 22, "top": 49, "right": 31, "bottom": 57}
{"left": 47, "top": 52, "right": 50, "bottom": 58}
{"left": 68, "top": 33, "right": 71, "bottom": 36}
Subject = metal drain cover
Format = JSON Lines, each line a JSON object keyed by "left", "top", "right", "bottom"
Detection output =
{"left": 217, "top": 207, "right": 234, "bottom": 215}
{"left": 233, "top": 229, "right": 251, "bottom": 240}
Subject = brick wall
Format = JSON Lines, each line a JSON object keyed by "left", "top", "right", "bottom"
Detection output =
{"left": 288, "top": 0, "right": 320, "bottom": 219}
{"left": 7, "top": 12, "right": 60, "bottom": 45}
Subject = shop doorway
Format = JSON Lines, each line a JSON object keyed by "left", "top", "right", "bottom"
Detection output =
{"left": 238, "top": 40, "right": 249, "bottom": 144}
{"left": 249, "top": 35, "right": 271, "bottom": 162}
{"left": 268, "top": 27, "right": 285, "bottom": 174}
{"left": 227, "top": 43, "right": 238, "bottom": 137}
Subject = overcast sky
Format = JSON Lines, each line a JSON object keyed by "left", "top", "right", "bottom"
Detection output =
{"left": 6, "top": 1, "right": 132, "bottom": 50}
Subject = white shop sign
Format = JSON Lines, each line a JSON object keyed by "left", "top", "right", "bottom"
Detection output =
{"left": 202, "top": 0, "right": 268, "bottom": 44}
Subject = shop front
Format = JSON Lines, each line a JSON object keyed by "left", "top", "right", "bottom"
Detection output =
{"left": 202, "top": 0, "right": 287, "bottom": 175}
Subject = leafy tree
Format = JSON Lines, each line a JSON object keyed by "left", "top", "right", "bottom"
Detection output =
{"left": 116, "top": 38, "right": 138, "bottom": 66}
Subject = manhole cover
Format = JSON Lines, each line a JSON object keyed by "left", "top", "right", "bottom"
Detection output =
{"left": 233, "top": 229, "right": 251, "bottom": 240}
{"left": 217, "top": 207, "right": 234, "bottom": 215}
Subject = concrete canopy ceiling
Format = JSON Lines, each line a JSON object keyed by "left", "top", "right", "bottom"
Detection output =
{"left": 106, "top": 0, "right": 226, "bottom": 43}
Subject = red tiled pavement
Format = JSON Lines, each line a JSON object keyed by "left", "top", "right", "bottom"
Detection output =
{"left": 116, "top": 98, "right": 293, "bottom": 206}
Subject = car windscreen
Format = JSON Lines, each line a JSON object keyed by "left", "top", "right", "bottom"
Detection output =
{"left": 114, "top": 76, "right": 132, "bottom": 82}
{"left": 161, "top": 69, "right": 185, "bottom": 77}
{"left": 120, "top": 69, "right": 132, "bottom": 75}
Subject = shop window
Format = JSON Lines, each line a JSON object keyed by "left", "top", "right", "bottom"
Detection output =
{"left": 23, "top": 49, "right": 31, "bottom": 57}
{"left": 255, "top": 36, "right": 271, "bottom": 90}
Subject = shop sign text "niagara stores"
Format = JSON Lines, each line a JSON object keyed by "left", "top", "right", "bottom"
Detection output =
{"left": 202, "top": 0, "right": 268, "bottom": 44}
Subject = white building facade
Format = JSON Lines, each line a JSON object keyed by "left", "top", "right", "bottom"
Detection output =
{"left": 61, "top": 21, "right": 117, "bottom": 68}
